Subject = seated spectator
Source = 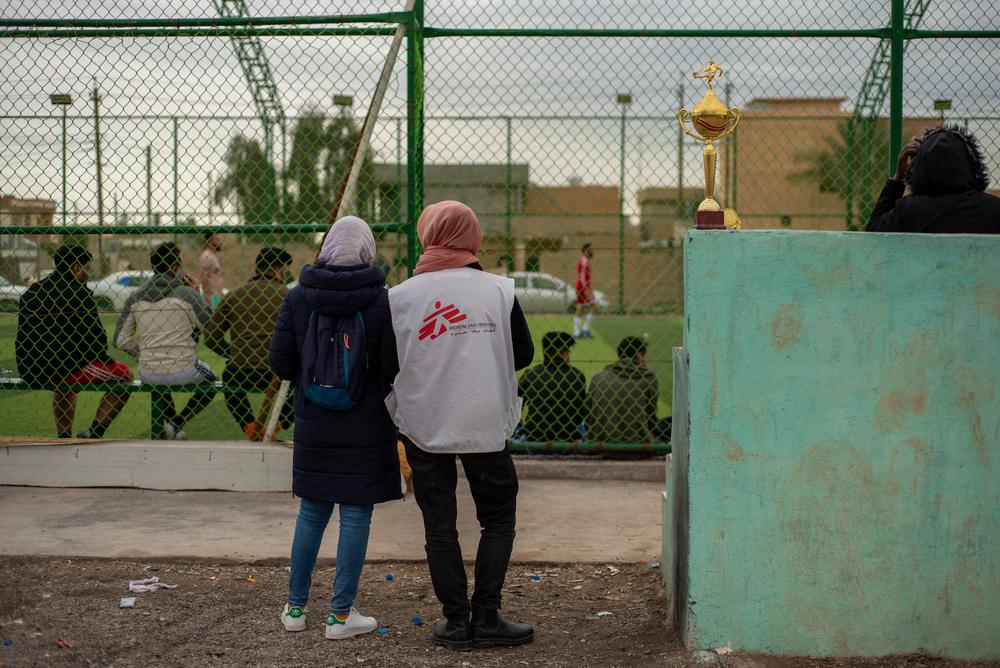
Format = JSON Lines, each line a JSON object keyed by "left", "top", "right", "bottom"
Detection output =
{"left": 867, "top": 124, "right": 1000, "bottom": 234}
{"left": 519, "top": 331, "right": 586, "bottom": 442}
{"left": 15, "top": 245, "right": 131, "bottom": 438}
{"left": 205, "top": 247, "right": 294, "bottom": 440}
{"left": 114, "top": 242, "right": 216, "bottom": 440}
{"left": 587, "top": 336, "right": 658, "bottom": 444}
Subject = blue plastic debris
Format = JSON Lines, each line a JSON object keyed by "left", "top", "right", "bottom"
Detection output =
{"left": 529, "top": 575, "right": 541, "bottom": 581}
{"left": 385, "top": 573, "right": 394, "bottom": 581}
{"left": 377, "top": 626, "right": 389, "bottom": 635}
{"left": 411, "top": 616, "right": 423, "bottom": 626}
{"left": 184, "top": 592, "right": 196, "bottom": 597}
{"left": 3, "top": 639, "right": 12, "bottom": 646}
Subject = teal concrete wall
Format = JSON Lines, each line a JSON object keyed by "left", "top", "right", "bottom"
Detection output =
{"left": 673, "top": 230, "right": 999, "bottom": 659}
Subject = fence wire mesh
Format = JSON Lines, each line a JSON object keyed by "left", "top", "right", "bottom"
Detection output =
{"left": 1, "top": 0, "right": 998, "bottom": 448}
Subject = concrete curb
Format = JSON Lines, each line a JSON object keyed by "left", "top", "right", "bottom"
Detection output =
{"left": 1, "top": 440, "right": 666, "bottom": 490}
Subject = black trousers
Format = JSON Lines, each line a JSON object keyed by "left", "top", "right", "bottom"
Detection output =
{"left": 402, "top": 437, "right": 519, "bottom": 621}
{"left": 221, "top": 366, "right": 294, "bottom": 428}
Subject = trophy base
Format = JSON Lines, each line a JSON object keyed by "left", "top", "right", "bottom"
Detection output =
{"left": 694, "top": 210, "right": 725, "bottom": 230}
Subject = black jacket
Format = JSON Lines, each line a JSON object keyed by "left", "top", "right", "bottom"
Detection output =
{"left": 867, "top": 128, "right": 1000, "bottom": 234}
{"left": 519, "top": 359, "right": 587, "bottom": 442}
{"left": 269, "top": 263, "right": 401, "bottom": 506}
{"left": 16, "top": 271, "right": 111, "bottom": 385}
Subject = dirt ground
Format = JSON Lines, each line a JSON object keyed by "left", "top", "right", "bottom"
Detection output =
{"left": 0, "top": 558, "right": 992, "bottom": 668}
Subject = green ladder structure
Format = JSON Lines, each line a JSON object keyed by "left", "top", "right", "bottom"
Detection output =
{"left": 213, "top": 0, "right": 287, "bottom": 168}
{"left": 845, "top": 0, "right": 931, "bottom": 230}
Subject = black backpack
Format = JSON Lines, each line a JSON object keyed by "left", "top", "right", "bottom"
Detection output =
{"left": 301, "top": 311, "right": 368, "bottom": 410}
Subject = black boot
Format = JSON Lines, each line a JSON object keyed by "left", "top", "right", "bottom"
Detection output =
{"left": 471, "top": 609, "right": 534, "bottom": 648}
{"left": 432, "top": 618, "right": 474, "bottom": 651}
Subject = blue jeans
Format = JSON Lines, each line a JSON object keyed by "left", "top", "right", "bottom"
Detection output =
{"left": 287, "top": 498, "right": 374, "bottom": 613}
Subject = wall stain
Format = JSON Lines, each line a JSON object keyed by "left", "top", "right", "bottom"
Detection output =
{"left": 721, "top": 434, "right": 745, "bottom": 461}
{"left": 904, "top": 437, "right": 930, "bottom": 464}
{"left": 771, "top": 304, "right": 804, "bottom": 349}
{"left": 975, "top": 283, "right": 1000, "bottom": 319}
{"left": 971, "top": 414, "right": 990, "bottom": 467}
{"left": 875, "top": 389, "right": 928, "bottom": 434}
{"left": 955, "top": 379, "right": 994, "bottom": 468}
{"left": 710, "top": 353, "right": 718, "bottom": 419}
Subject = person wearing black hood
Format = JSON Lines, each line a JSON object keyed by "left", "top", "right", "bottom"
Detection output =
{"left": 269, "top": 216, "right": 401, "bottom": 641}
{"left": 867, "top": 124, "right": 1000, "bottom": 234}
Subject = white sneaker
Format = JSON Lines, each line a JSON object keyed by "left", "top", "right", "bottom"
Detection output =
{"left": 163, "top": 421, "right": 188, "bottom": 441}
{"left": 280, "top": 604, "right": 307, "bottom": 632}
{"left": 325, "top": 608, "right": 377, "bottom": 640}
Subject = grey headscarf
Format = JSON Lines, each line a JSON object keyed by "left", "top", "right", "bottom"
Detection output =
{"left": 317, "top": 216, "right": 376, "bottom": 267}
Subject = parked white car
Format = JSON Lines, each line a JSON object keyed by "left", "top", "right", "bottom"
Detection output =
{"left": 0, "top": 276, "right": 27, "bottom": 312}
{"left": 87, "top": 271, "right": 156, "bottom": 312}
{"left": 509, "top": 271, "right": 610, "bottom": 313}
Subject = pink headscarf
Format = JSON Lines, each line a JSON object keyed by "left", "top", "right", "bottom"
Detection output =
{"left": 413, "top": 201, "right": 483, "bottom": 275}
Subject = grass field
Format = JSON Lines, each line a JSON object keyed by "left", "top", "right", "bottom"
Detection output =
{"left": 0, "top": 312, "right": 683, "bottom": 440}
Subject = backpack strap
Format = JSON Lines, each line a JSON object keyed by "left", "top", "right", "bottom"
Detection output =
{"left": 356, "top": 311, "right": 369, "bottom": 370}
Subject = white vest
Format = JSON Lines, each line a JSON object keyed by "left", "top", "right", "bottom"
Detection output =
{"left": 386, "top": 268, "right": 521, "bottom": 453}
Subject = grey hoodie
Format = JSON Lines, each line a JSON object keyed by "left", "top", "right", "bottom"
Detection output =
{"left": 114, "top": 273, "right": 211, "bottom": 375}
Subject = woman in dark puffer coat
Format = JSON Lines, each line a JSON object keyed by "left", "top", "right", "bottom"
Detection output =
{"left": 269, "top": 216, "right": 401, "bottom": 640}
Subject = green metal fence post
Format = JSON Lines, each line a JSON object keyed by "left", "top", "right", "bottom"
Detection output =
{"left": 405, "top": 0, "right": 424, "bottom": 277}
{"left": 845, "top": 116, "right": 856, "bottom": 230}
{"left": 172, "top": 116, "right": 179, "bottom": 225}
{"left": 617, "top": 101, "right": 627, "bottom": 315}
{"left": 889, "top": 0, "right": 904, "bottom": 177}
{"left": 505, "top": 115, "right": 513, "bottom": 272}
{"left": 145, "top": 144, "right": 152, "bottom": 225}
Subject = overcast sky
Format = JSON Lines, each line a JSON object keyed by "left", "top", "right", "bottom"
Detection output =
{"left": 2, "top": 0, "right": 999, "bottom": 222}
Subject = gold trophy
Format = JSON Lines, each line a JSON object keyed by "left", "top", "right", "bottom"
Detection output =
{"left": 678, "top": 61, "right": 742, "bottom": 229}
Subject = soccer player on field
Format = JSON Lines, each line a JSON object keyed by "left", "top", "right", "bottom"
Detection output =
{"left": 573, "top": 242, "right": 597, "bottom": 339}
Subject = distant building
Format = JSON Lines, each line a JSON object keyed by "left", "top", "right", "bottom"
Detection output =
{"left": 636, "top": 98, "right": 943, "bottom": 232}
{"left": 0, "top": 195, "right": 57, "bottom": 281}
{"left": 636, "top": 187, "right": 702, "bottom": 245}
{"left": 716, "top": 97, "right": 939, "bottom": 230}
{"left": 372, "top": 163, "right": 529, "bottom": 233}
{"left": 0, "top": 195, "right": 56, "bottom": 228}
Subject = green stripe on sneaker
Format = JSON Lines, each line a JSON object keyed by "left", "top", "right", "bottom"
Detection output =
{"left": 326, "top": 613, "right": 347, "bottom": 625}
{"left": 286, "top": 606, "right": 304, "bottom": 619}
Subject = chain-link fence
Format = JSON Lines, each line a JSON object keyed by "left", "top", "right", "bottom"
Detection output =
{"left": 2, "top": 1, "right": 998, "bottom": 447}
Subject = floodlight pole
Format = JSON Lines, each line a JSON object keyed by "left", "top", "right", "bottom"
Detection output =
{"left": 677, "top": 83, "right": 684, "bottom": 218}
{"left": 50, "top": 93, "right": 73, "bottom": 225}
{"left": 616, "top": 93, "right": 631, "bottom": 315}
{"left": 91, "top": 84, "right": 104, "bottom": 226}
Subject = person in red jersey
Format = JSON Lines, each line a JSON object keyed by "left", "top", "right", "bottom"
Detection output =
{"left": 573, "top": 242, "right": 597, "bottom": 339}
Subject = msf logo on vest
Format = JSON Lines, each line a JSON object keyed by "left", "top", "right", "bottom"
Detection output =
{"left": 419, "top": 300, "right": 468, "bottom": 341}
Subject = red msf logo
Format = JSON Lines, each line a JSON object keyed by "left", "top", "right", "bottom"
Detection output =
{"left": 419, "top": 300, "right": 468, "bottom": 341}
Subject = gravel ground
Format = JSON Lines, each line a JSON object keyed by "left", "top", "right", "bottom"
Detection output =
{"left": 0, "top": 558, "right": 992, "bottom": 668}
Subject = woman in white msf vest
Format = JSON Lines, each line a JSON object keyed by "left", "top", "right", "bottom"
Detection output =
{"left": 383, "top": 200, "right": 535, "bottom": 651}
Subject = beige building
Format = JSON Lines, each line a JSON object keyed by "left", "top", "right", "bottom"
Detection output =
{"left": 0, "top": 196, "right": 57, "bottom": 281}
{"left": 636, "top": 187, "right": 702, "bottom": 245}
{"left": 716, "top": 97, "right": 939, "bottom": 230}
